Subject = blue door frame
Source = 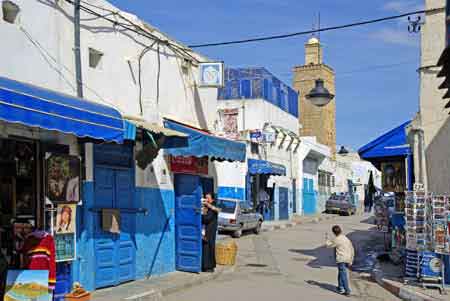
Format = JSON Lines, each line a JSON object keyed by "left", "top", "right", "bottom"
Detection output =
{"left": 174, "top": 174, "right": 202, "bottom": 273}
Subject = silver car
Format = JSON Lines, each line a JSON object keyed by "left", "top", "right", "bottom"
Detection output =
{"left": 217, "top": 198, "right": 263, "bottom": 238}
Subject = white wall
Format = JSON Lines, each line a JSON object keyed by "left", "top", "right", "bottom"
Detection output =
{"left": 0, "top": 0, "right": 217, "bottom": 128}
{"left": 419, "top": 0, "right": 448, "bottom": 194}
{"left": 0, "top": 0, "right": 219, "bottom": 191}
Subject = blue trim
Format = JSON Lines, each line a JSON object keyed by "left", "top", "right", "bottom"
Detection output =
{"left": 164, "top": 119, "right": 246, "bottom": 162}
{"left": 248, "top": 159, "right": 286, "bottom": 176}
{"left": 218, "top": 186, "right": 245, "bottom": 200}
{"left": 124, "top": 120, "right": 137, "bottom": 140}
{"left": 0, "top": 76, "right": 124, "bottom": 143}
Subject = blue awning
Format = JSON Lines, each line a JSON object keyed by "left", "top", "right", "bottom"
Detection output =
{"left": 164, "top": 119, "right": 246, "bottom": 162}
{"left": 0, "top": 76, "right": 124, "bottom": 143}
{"left": 358, "top": 121, "right": 412, "bottom": 159}
{"left": 248, "top": 159, "right": 286, "bottom": 176}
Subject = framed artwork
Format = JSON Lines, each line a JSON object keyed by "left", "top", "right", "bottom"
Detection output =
{"left": 54, "top": 204, "right": 76, "bottom": 234}
{"left": 4, "top": 270, "right": 51, "bottom": 301}
{"left": 45, "top": 153, "right": 80, "bottom": 204}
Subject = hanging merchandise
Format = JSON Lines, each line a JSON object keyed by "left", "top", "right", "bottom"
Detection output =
{"left": 374, "top": 196, "right": 389, "bottom": 233}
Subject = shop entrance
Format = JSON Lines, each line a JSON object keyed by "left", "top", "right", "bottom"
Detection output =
{"left": 278, "top": 187, "right": 289, "bottom": 220}
{"left": 174, "top": 174, "right": 202, "bottom": 273}
{"left": 93, "top": 166, "right": 136, "bottom": 288}
{"left": 93, "top": 144, "right": 136, "bottom": 289}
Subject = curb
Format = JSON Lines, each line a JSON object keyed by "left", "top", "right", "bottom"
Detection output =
{"left": 371, "top": 264, "right": 439, "bottom": 301}
{"left": 160, "top": 265, "right": 236, "bottom": 298}
{"left": 120, "top": 265, "right": 236, "bottom": 300}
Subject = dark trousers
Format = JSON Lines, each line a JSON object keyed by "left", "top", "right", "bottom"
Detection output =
{"left": 337, "top": 263, "right": 350, "bottom": 293}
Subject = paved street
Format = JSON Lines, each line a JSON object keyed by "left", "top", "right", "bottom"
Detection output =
{"left": 165, "top": 215, "right": 399, "bottom": 301}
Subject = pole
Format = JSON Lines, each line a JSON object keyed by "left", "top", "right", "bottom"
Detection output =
{"left": 74, "top": 0, "right": 83, "bottom": 98}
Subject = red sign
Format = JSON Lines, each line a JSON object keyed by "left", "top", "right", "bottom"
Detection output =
{"left": 170, "top": 156, "right": 208, "bottom": 175}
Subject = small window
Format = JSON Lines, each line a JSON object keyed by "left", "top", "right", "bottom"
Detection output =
{"left": 2, "top": 1, "right": 20, "bottom": 24}
{"left": 331, "top": 176, "right": 335, "bottom": 187}
{"left": 89, "top": 48, "right": 104, "bottom": 69}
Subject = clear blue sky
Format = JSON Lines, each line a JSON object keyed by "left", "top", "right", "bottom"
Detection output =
{"left": 109, "top": 0, "right": 422, "bottom": 149}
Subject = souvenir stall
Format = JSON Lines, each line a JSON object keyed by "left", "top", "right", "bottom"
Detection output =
{"left": 0, "top": 75, "right": 125, "bottom": 301}
{"left": 404, "top": 187, "right": 448, "bottom": 294}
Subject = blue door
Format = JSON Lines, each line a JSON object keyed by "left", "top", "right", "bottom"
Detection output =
{"left": 292, "top": 179, "right": 297, "bottom": 213}
{"left": 303, "top": 178, "right": 316, "bottom": 215}
{"left": 175, "top": 174, "right": 202, "bottom": 273}
{"left": 278, "top": 187, "right": 289, "bottom": 220}
{"left": 94, "top": 167, "right": 136, "bottom": 289}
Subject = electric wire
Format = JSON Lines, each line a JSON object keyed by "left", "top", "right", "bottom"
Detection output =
{"left": 19, "top": 25, "right": 118, "bottom": 108}
{"left": 186, "top": 8, "right": 442, "bottom": 48}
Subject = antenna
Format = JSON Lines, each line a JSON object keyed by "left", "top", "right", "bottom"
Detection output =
{"left": 318, "top": 12, "right": 321, "bottom": 41}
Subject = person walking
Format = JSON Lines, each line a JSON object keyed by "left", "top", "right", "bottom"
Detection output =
{"left": 325, "top": 225, "right": 355, "bottom": 296}
{"left": 201, "top": 193, "right": 221, "bottom": 272}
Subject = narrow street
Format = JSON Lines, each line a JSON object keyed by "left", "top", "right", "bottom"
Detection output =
{"left": 166, "top": 215, "right": 399, "bottom": 301}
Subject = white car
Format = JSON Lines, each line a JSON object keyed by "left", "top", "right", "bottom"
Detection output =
{"left": 217, "top": 198, "right": 264, "bottom": 238}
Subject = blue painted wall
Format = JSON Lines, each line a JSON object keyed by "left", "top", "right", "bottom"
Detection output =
{"left": 72, "top": 183, "right": 176, "bottom": 291}
{"left": 218, "top": 67, "right": 299, "bottom": 118}
{"left": 135, "top": 187, "right": 175, "bottom": 278}
{"left": 218, "top": 186, "right": 245, "bottom": 200}
{"left": 72, "top": 181, "right": 96, "bottom": 291}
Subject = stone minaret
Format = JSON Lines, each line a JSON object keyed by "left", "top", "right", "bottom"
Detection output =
{"left": 293, "top": 37, "right": 336, "bottom": 156}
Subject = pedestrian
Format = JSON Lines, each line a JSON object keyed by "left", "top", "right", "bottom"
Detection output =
{"left": 201, "top": 193, "right": 221, "bottom": 272}
{"left": 325, "top": 225, "right": 355, "bottom": 296}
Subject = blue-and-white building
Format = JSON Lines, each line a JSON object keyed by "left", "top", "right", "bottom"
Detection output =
{"left": 214, "top": 67, "right": 302, "bottom": 220}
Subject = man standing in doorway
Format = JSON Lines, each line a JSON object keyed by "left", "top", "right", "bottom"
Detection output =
{"left": 325, "top": 225, "right": 355, "bottom": 296}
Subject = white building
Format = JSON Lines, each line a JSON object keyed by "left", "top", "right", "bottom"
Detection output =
{"left": 214, "top": 67, "right": 301, "bottom": 220}
{"left": 408, "top": 0, "right": 447, "bottom": 194}
{"left": 0, "top": 0, "right": 243, "bottom": 291}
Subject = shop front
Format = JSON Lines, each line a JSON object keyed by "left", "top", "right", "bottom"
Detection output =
{"left": 0, "top": 76, "right": 125, "bottom": 299}
{"left": 164, "top": 119, "right": 246, "bottom": 273}
{"left": 246, "top": 159, "right": 287, "bottom": 221}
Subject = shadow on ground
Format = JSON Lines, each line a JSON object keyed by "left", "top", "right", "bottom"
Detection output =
{"left": 306, "top": 280, "right": 338, "bottom": 293}
{"left": 288, "top": 227, "right": 385, "bottom": 272}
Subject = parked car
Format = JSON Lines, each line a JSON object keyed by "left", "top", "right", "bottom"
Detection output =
{"left": 217, "top": 198, "right": 263, "bottom": 238}
{"left": 325, "top": 193, "right": 356, "bottom": 216}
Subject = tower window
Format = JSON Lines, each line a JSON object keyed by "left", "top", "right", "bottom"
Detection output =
{"left": 89, "top": 48, "right": 104, "bottom": 69}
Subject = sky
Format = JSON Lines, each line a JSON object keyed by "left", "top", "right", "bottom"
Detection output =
{"left": 108, "top": 0, "right": 422, "bottom": 150}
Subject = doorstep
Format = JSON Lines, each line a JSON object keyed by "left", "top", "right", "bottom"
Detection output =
{"left": 91, "top": 265, "right": 235, "bottom": 301}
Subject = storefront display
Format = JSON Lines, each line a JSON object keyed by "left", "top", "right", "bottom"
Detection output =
{"left": 404, "top": 189, "right": 447, "bottom": 290}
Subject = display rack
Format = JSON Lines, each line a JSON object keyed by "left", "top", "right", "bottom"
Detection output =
{"left": 403, "top": 186, "right": 447, "bottom": 294}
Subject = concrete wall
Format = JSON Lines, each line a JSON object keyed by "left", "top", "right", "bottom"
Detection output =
{"left": 419, "top": 0, "right": 448, "bottom": 193}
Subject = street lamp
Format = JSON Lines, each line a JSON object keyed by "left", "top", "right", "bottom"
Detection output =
{"left": 305, "top": 79, "right": 334, "bottom": 107}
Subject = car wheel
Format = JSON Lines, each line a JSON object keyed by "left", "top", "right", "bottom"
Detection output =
{"left": 254, "top": 221, "right": 262, "bottom": 235}
{"left": 232, "top": 227, "right": 243, "bottom": 238}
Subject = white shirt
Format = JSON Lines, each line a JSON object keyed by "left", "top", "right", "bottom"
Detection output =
{"left": 326, "top": 234, "right": 355, "bottom": 264}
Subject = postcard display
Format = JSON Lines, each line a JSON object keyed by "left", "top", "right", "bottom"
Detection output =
{"left": 404, "top": 191, "right": 448, "bottom": 292}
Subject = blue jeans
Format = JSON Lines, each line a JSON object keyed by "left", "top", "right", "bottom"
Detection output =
{"left": 337, "top": 263, "right": 350, "bottom": 293}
